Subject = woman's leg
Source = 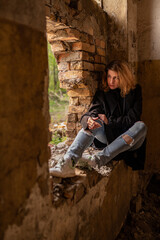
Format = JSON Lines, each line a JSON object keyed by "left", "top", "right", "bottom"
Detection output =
{"left": 49, "top": 120, "right": 107, "bottom": 177}
{"left": 91, "top": 121, "right": 147, "bottom": 167}
{"left": 64, "top": 119, "right": 107, "bottom": 163}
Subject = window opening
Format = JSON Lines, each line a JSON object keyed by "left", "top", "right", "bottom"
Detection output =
{"left": 48, "top": 42, "right": 69, "bottom": 145}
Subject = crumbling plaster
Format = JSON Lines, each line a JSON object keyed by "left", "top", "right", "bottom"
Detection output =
{"left": 137, "top": 0, "right": 160, "bottom": 170}
{"left": 4, "top": 161, "right": 147, "bottom": 240}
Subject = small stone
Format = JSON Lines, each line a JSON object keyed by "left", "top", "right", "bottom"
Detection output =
{"left": 57, "top": 142, "right": 66, "bottom": 149}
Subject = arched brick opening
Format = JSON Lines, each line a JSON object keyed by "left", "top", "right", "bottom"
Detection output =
{"left": 45, "top": 0, "right": 107, "bottom": 144}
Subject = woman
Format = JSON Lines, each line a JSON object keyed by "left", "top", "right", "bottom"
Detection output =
{"left": 50, "top": 60, "right": 147, "bottom": 177}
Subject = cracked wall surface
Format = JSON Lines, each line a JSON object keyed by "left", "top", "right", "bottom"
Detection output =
{"left": 0, "top": 0, "right": 50, "bottom": 238}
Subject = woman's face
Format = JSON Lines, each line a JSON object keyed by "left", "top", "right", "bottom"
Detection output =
{"left": 107, "top": 69, "right": 120, "bottom": 90}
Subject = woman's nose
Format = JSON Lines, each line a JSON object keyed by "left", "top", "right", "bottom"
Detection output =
{"left": 110, "top": 78, "right": 114, "bottom": 84}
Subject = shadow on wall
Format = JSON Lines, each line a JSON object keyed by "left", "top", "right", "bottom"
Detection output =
{"left": 106, "top": 13, "right": 128, "bottom": 62}
{"left": 137, "top": 0, "right": 160, "bottom": 171}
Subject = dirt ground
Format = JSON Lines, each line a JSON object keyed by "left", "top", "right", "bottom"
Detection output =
{"left": 116, "top": 174, "right": 160, "bottom": 240}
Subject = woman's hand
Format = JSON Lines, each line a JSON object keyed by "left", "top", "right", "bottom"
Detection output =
{"left": 87, "top": 117, "right": 101, "bottom": 130}
{"left": 98, "top": 114, "right": 108, "bottom": 124}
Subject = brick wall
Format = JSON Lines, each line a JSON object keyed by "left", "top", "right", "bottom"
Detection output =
{"left": 45, "top": 0, "right": 107, "bottom": 143}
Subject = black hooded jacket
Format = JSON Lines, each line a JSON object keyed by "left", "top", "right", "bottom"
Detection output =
{"left": 80, "top": 84, "right": 146, "bottom": 170}
{"left": 81, "top": 84, "right": 142, "bottom": 144}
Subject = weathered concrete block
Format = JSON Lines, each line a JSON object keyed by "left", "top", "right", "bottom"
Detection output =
{"left": 70, "top": 61, "right": 83, "bottom": 70}
{"left": 57, "top": 61, "right": 69, "bottom": 71}
{"left": 69, "top": 105, "right": 86, "bottom": 113}
{"left": 59, "top": 70, "right": 83, "bottom": 81}
{"left": 70, "top": 97, "right": 79, "bottom": 106}
{"left": 79, "top": 96, "right": 92, "bottom": 105}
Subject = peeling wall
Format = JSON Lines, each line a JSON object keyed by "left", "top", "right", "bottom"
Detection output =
{"left": 137, "top": 0, "right": 160, "bottom": 171}
{"left": 0, "top": 0, "right": 50, "bottom": 238}
{"left": 103, "top": 0, "right": 128, "bottom": 61}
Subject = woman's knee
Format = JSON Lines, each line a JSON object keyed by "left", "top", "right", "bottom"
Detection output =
{"left": 134, "top": 121, "right": 147, "bottom": 135}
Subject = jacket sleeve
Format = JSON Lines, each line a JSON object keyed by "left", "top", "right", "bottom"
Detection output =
{"left": 108, "top": 84, "right": 142, "bottom": 130}
{"left": 80, "top": 90, "right": 105, "bottom": 129}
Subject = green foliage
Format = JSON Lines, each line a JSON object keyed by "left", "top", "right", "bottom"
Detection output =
{"left": 47, "top": 42, "right": 69, "bottom": 124}
{"left": 50, "top": 132, "right": 67, "bottom": 145}
{"left": 48, "top": 42, "right": 59, "bottom": 92}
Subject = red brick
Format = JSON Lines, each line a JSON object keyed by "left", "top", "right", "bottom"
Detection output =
{"left": 97, "top": 47, "right": 106, "bottom": 56}
{"left": 58, "top": 52, "right": 82, "bottom": 62}
{"left": 66, "top": 28, "right": 81, "bottom": 40}
{"left": 51, "top": 42, "right": 66, "bottom": 53}
{"left": 72, "top": 42, "right": 95, "bottom": 53}
{"left": 82, "top": 52, "right": 94, "bottom": 62}
{"left": 96, "top": 39, "right": 101, "bottom": 46}
{"left": 96, "top": 39, "right": 106, "bottom": 49}
{"left": 101, "top": 56, "right": 106, "bottom": 64}
{"left": 95, "top": 55, "right": 101, "bottom": 63}
{"left": 94, "top": 64, "right": 106, "bottom": 71}
{"left": 100, "top": 40, "right": 106, "bottom": 49}
{"left": 83, "top": 62, "right": 94, "bottom": 71}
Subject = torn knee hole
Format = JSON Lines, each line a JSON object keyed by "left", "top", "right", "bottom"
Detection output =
{"left": 122, "top": 134, "right": 134, "bottom": 145}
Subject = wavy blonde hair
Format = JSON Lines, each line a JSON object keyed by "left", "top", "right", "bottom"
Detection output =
{"left": 102, "top": 60, "right": 136, "bottom": 97}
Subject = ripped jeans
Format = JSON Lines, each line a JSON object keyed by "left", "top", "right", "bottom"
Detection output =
{"left": 64, "top": 121, "right": 147, "bottom": 166}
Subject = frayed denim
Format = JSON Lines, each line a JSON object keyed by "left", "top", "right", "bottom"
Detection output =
{"left": 64, "top": 121, "right": 147, "bottom": 166}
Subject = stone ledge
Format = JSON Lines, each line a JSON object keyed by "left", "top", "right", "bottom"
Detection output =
{"left": 48, "top": 142, "right": 150, "bottom": 240}
{"left": 49, "top": 142, "right": 122, "bottom": 208}
{"left": 50, "top": 161, "right": 117, "bottom": 208}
